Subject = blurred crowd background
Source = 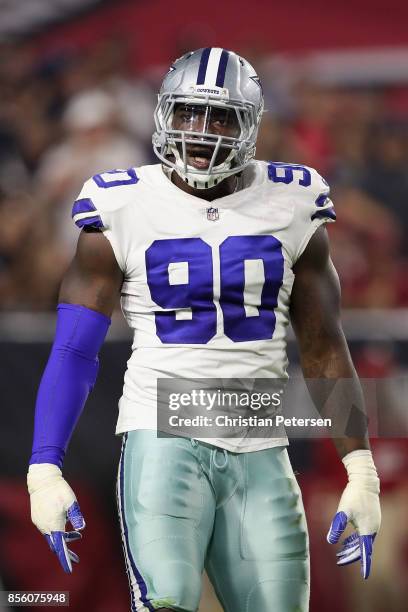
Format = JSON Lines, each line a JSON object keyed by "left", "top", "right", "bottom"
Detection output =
{"left": 1, "top": 33, "right": 408, "bottom": 310}
{"left": 1, "top": 1, "right": 408, "bottom": 611}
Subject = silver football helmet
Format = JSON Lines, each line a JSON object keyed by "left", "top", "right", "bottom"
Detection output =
{"left": 153, "top": 47, "right": 264, "bottom": 189}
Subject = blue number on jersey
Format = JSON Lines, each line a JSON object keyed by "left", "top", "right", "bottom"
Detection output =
{"left": 145, "top": 236, "right": 284, "bottom": 344}
{"left": 145, "top": 238, "right": 217, "bottom": 344}
{"left": 220, "top": 235, "right": 284, "bottom": 342}
{"left": 93, "top": 168, "right": 139, "bottom": 188}
{"left": 268, "top": 162, "right": 311, "bottom": 187}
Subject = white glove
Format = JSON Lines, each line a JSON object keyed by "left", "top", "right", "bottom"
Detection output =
{"left": 27, "top": 463, "right": 85, "bottom": 573}
{"left": 327, "top": 450, "right": 381, "bottom": 579}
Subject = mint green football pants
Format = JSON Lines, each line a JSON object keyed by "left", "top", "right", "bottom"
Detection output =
{"left": 117, "top": 430, "right": 309, "bottom": 612}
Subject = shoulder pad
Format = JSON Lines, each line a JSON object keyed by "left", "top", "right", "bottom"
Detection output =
{"left": 267, "top": 161, "right": 336, "bottom": 221}
{"left": 72, "top": 168, "right": 139, "bottom": 230}
{"left": 307, "top": 167, "right": 336, "bottom": 222}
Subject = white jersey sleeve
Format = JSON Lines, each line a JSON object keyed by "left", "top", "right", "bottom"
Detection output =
{"left": 287, "top": 164, "right": 336, "bottom": 262}
{"left": 71, "top": 168, "right": 140, "bottom": 272}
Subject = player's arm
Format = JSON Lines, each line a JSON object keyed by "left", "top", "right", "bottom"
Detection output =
{"left": 290, "top": 226, "right": 381, "bottom": 578}
{"left": 27, "top": 228, "right": 123, "bottom": 573}
{"left": 58, "top": 226, "right": 123, "bottom": 315}
{"left": 290, "top": 226, "right": 367, "bottom": 456}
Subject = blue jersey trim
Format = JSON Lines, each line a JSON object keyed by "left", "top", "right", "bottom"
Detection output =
{"left": 315, "top": 193, "right": 330, "bottom": 207}
{"left": 311, "top": 207, "right": 337, "bottom": 221}
{"left": 74, "top": 215, "right": 104, "bottom": 229}
{"left": 71, "top": 198, "right": 96, "bottom": 218}
{"left": 312, "top": 191, "right": 336, "bottom": 220}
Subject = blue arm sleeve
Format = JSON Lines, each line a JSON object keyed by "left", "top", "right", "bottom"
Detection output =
{"left": 30, "top": 303, "right": 111, "bottom": 468}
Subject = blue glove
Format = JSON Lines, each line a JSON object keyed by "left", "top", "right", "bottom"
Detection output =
{"left": 45, "top": 502, "right": 85, "bottom": 573}
{"left": 327, "top": 451, "right": 380, "bottom": 580}
{"left": 27, "top": 464, "right": 86, "bottom": 574}
{"left": 327, "top": 511, "right": 376, "bottom": 579}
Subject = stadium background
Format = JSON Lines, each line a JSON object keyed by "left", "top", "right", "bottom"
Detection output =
{"left": 1, "top": 0, "right": 408, "bottom": 610}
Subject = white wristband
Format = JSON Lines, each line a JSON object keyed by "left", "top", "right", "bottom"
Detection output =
{"left": 342, "top": 450, "right": 380, "bottom": 493}
{"left": 27, "top": 463, "right": 63, "bottom": 494}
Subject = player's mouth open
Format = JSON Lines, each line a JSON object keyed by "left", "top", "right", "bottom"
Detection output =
{"left": 186, "top": 146, "right": 213, "bottom": 170}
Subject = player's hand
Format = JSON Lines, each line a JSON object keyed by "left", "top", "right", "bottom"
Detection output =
{"left": 327, "top": 450, "right": 380, "bottom": 579}
{"left": 27, "top": 463, "right": 85, "bottom": 573}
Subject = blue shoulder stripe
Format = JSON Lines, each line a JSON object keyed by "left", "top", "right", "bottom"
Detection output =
{"left": 311, "top": 192, "right": 336, "bottom": 221}
{"left": 315, "top": 193, "right": 330, "bottom": 207}
{"left": 71, "top": 197, "right": 96, "bottom": 218}
{"left": 311, "top": 208, "right": 336, "bottom": 221}
{"left": 75, "top": 215, "right": 104, "bottom": 229}
{"left": 72, "top": 198, "right": 103, "bottom": 229}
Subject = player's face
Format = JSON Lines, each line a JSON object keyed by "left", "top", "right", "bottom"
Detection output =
{"left": 172, "top": 104, "right": 240, "bottom": 171}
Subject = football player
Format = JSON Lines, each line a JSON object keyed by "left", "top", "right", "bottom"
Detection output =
{"left": 27, "top": 48, "right": 381, "bottom": 611}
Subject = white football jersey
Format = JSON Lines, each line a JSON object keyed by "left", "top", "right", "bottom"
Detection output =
{"left": 72, "top": 161, "right": 336, "bottom": 452}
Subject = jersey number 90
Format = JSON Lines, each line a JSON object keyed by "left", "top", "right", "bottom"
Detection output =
{"left": 145, "top": 236, "right": 284, "bottom": 343}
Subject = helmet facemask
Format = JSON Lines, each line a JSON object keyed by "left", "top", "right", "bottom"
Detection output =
{"left": 153, "top": 92, "right": 261, "bottom": 189}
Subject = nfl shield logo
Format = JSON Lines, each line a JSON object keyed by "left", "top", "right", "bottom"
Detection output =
{"left": 206, "top": 207, "right": 219, "bottom": 221}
